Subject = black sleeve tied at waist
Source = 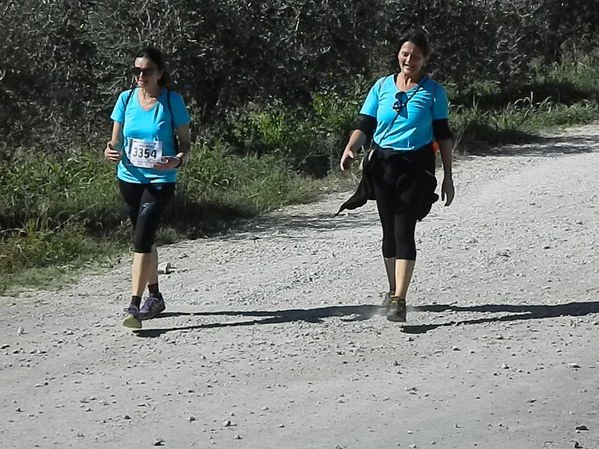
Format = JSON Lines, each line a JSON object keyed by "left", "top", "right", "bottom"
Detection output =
{"left": 336, "top": 145, "right": 439, "bottom": 220}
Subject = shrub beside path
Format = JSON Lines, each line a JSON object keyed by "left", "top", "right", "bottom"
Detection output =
{"left": 2, "top": 124, "right": 599, "bottom": 448}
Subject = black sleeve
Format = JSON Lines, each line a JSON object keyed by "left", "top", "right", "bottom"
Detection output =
{"left": 432, "top": 118, "right": 453, "bottom": 141}
{"left": 353, "top": 114, "right": 377, "bottom": 140}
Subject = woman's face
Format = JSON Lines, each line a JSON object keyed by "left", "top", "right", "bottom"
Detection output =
{"left": 397, "top": 41, "right": 427, "bottom": 78}
{"left": 133, "top": 57, "right": 162, "bottom": 89}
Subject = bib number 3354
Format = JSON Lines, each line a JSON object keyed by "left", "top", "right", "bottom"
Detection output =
{"left": 127, "top": 139, "right": 163, "bottom": 168}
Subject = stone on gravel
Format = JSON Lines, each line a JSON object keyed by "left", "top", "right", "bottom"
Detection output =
{"left": 157, "top": 262, "right": 173, "bottom": 274}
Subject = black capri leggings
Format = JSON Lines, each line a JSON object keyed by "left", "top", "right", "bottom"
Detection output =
{"left": 372, "top": 146, "right": 436, "bottom": 260}
{"left": 118, "top": 180, "right": 176, "bottom": 253}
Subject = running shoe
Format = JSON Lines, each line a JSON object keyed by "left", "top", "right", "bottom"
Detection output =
{"left": 139, "top": 293, "right": 165, "bottom": 320}
{"left": 386, "top": 296, "right": 407, "bottom": 322}
{"left": 380, "top": 291, "right": 394, "bottom": 310}
{"left": 123, "top": 305, "right": 142, "bottom": 329}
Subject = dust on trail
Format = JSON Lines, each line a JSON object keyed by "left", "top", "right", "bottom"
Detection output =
{"left": 2, "top": 124, "right": 599, "bottom": 449}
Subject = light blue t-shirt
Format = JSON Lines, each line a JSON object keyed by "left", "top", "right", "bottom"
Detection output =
{"left": 359, "top": 75, "right": 449, "bottom": 151}
{"left": 110, "top": 88, "right": 192, "bottom": 184}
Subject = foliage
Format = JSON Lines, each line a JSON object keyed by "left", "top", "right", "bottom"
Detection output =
{"left": 1, "top": 0, "right": 598, "bottom": 158}
{"left": 1, "top": 0, "right": 599, "bottom": 292}
{"left": 0, "top": 153, "right": 121, "bottom": 231}
{"left": 0, "top": 141, "right": 346, "bottom": 291}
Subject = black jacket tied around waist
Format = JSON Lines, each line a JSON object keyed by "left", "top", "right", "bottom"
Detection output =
{"left": 336, "top": 143, "right": 439, "bottom": 220}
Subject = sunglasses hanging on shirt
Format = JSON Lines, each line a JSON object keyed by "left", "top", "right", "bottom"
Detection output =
{"left": 378, "top": 77, "right": 427, "bottom": 143}
{"left": 392, "top": 78, "right": 426, "bottom": 118}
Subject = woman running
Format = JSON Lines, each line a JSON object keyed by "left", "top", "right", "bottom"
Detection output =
{"left": 104, "top": 47, "right": 192, "bottom": 329}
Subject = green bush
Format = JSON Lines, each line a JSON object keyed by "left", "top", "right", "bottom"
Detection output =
{"left": 0, "top": 153, "right": 121, "bottom": 231}
{"left": 2, "top": 0, "right": 599, "bottom": 292}
{"left": 0, "top": 142, "right": 338, "bottom": 290}
{"left": 1, "top": 0, "right": 598, "bottom": 158}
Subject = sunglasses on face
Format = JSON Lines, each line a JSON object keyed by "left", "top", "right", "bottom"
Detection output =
{"left": 131, "top": 67, "right": 158, "bottom": 78}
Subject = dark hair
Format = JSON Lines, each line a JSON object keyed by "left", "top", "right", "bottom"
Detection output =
{"left": 135, "top": 46, "right": 170, "bottom": 87}
{"left": 396, "top": 30, "right": 431, "bottom": 58}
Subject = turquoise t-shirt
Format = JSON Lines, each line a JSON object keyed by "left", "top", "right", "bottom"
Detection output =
{"left": 110, "top": 88, "right": 192, "bottom": 184}
{"left": 359, "top": 75, "right": 449, "bottom": 151}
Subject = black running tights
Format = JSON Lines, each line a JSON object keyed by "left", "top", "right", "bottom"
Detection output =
{"left": 375, "top": 183, "right": 419, "bottom": 260}
{"left": 118, "top": 180, "right": 175, "bottom": 253}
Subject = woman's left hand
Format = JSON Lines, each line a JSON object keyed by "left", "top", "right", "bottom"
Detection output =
{"left": 442, "top": 178, "right": 454, "bottom": 206}
{"left": 153, "top": 156, "right": 181, "bottom": 171}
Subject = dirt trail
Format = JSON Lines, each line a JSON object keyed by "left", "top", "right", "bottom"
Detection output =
{"left": 2, "top": 124, "right": 599, "bottom": 449}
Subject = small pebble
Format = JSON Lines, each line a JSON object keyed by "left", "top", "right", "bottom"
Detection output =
{"left": 158, "top": 262, "right": 172, "bottom": 274}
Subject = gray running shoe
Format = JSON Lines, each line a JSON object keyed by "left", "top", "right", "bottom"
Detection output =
{"left": 123, "top": 305, "right": 142, "bottom": 329}
{"left": 386, "top": 296, "right": 407, "bottom": 322}
{"left": 139, "top": 294, "right": 166, "bottom": 320}
{"left": 380, "top": 291, "right": 394, "bottom": 310}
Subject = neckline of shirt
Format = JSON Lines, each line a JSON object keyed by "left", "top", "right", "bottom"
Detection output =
{"left": 392, "top": 74, "right": 429, "bottom": 93}
{"left": 135, "top": 87, "right": 164, "bottom": 112}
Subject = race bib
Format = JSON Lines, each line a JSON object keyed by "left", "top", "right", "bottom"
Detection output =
{"left": 127, "top": 139, "right": 163, "bottom": 168}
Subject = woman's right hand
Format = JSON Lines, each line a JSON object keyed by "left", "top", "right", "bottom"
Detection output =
{"left": 339, "top": 148, "right": 355, "bottom": 171}
{"left": 104, "top": 142, "right": 120, "bottom": 163}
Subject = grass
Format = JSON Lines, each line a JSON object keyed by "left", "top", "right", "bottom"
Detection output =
{"left": 0, "top": 236, "right": 125, "bottom": 294}
{"left": 0, "top": 144, "right": 354, "bottom": 294}
{"left": 166, "top": 144, "right": 353, "bottom": 237}
{"left": 451, "top": 95, "right": 599, "bottom": 152}
{"left": 2, "top": 52, "right": 599, "bottom": 294}
{"left": 451, "top": 53, "right": 599, "bottom": 151}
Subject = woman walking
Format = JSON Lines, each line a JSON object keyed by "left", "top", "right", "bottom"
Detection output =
{"left": 339, "top": 30, "right": 454, "bottom": 322}
{"left": 104, "top": 47, "right": 192, "bottom": 329}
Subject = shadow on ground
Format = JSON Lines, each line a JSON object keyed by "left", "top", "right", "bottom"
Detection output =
{"left": 227, "top": 209, "right": 375, "bottom": 240}
{"left": 402, "top": 300, "right": 599, "bottom": 334}
{"left": 134, "top": 304, "right": 380, "bottom": 338}
{"left": 471, "top": 134, "right": 598, "bottom": 157}
{"left": 133, "top": 300, "right": 599, "bottom": 338}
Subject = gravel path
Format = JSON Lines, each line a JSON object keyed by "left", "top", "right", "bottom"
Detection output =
{"left": 2, "top": 124, "right": 599, "bottom": 449}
